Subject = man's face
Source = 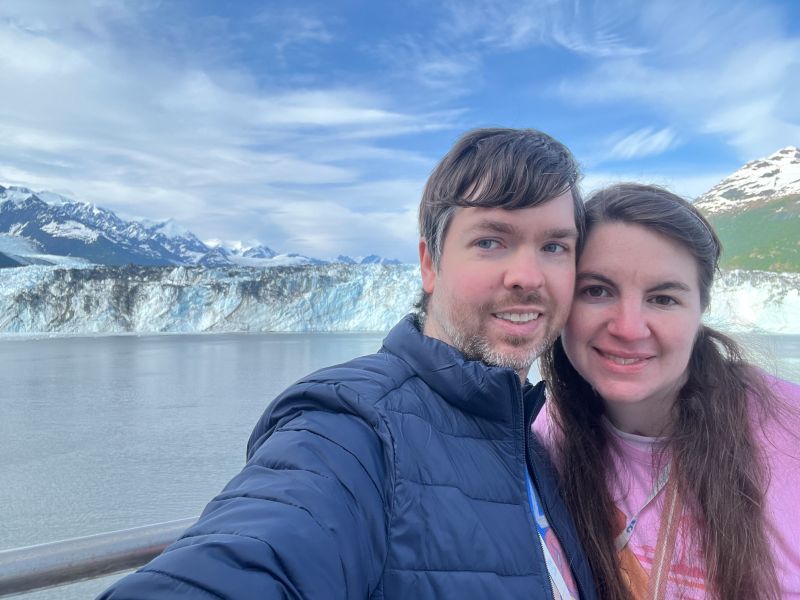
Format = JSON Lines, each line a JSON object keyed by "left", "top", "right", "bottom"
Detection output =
{"left": 420, "top": 191, "right": 578, "bottom": 380}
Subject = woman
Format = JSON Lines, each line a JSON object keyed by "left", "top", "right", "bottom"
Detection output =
{"left": 537, "top": 183, "right": 800, "bottom": 599}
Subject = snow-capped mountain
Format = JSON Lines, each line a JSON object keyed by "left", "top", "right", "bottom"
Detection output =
{"left": 201, "top": 240, "right": 326, "bottom": 267}
{"left": 0, "top": 186, "right": 209, "bottom": 266}
{"left": 0, "top": 264, "right": 796, "bottom": 335}
{"left": 695, "top": 146, "right": 800, "bottom": 214}
{"left": 0, "top": 185, "right": 401, "bottom": 267}
{"left": 693, "top": 147, "right": 800, "bottom": 273}
{"left": 336, "top": 254, "right": 402, "bottom": 265}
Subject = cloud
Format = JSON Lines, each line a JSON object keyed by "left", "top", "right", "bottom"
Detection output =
{"left": 251, "top": 6, "right": 334, "bottom": 56}
{"left": 553, "top": 1, "right": 800, "bottom": 160}
{"left": 0, "top": 0, "right": 137, "bottom": 35}
{"left": 372, "top": 34, "right": 483, "bottom": 98}
{"left": 607, "top": 127, "right": 677, "bottom": 160}
{"left": 439, "top": 0, "right": 646, "bottom": 57}
{"left": 581, "top": 169, "right": 731, "bottom": 201}
{"left": 0, "top": 3, "right": 458, "bottom": 259}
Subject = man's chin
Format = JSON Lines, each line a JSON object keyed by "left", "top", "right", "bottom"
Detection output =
{"left": 477, "top": 342, "right": 540, "bottom": 372}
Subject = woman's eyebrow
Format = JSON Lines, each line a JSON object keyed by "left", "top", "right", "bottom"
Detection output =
{"left": 647, "top": 281, "right": 692, "bottom": 294}
{"left": 576, "top": 272, "right": 615, "bottom": 286}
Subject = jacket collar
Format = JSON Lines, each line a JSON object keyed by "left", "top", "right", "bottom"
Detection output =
{"left": 382, "top": 314, "right": 545, "bottom": 423}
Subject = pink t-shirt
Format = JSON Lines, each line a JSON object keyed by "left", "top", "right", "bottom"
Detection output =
{"left": 534, "top": 376, "right": 800, "bottom": 599}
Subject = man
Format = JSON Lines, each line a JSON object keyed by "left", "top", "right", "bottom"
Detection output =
{"left": 100, "top": 128, "right": 596, "bottom": 599}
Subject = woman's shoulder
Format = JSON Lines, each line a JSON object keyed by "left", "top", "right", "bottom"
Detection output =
{"left": 532, "top": 396, "right": 557, "bottom": 453}
{"left": 748, "top": 369, "right": 800, "bottom": 408}
{"left": 769, "top": 374, "right": 800, "bottom": 403}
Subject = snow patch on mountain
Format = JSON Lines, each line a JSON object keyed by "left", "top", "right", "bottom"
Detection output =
{"left": 34, "top": 191, "right": 74, "bottom": 206}
{"left": 0, "top": 234, "right": 91, "bottom": 267}
{"left": 41, "top": 220, "right": 101, "bottom": 242}
{"left": 0, "top": 234, "right": 40, "bottom": 255}
{"left": 141, "top": 218, "right": 192, "bottom": 238}
{"left": 696, "top": 146, "right": 800, "bottom": 214}
{"left": 0, "top": 186, "right": 38, "bottom": 207}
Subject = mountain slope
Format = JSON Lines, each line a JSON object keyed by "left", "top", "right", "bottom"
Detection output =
{"left": 0, "top": 186, "right": 209, "bottom": 266}
{"left": 695, "top": 147, "right": 800, "bottom": 273}
{"left": 0, "top": 185, "right": 402, "bottom": 268}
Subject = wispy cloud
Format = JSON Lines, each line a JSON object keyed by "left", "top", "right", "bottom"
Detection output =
{"left": 439, "top": 0, "right": 646, "bottom": 57}
{"left": 553, "top": 0, "right": 800, "bottom": 160}
{"left": 251, "top": 5, "right": 335, "bottom": 60}
{"left": 607, "top": 127, "right": 678, "bottom": 160}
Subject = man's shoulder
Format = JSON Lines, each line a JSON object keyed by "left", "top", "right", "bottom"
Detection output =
{"left": 306, "top": 350, "right": 415, "bottom": 395}
{"left": 300, "top": 348, "right": 418, "bottom": 405}
{"left": 247, "top": 348, "right": 422, "bottom": 455}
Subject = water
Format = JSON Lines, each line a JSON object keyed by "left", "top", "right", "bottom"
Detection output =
{"left": 0, "top": 333, "right": 385, "bottom": 599}
{"left": 1, "top": 333, "right": 798, "bottom": 598}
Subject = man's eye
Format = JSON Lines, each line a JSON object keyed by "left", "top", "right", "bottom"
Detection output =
{"left": 542, "top": 242, "right": 567, "bottom": 253}
{"left": 476, "top": 239, "right": 499, "bottom": 250}
{"left": 582, "top": 286, "right": 609, "bottom": 298}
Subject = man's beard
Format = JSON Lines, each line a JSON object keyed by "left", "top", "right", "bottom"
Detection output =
{"left": 431, "top": 294, "right": 556, "bottom": 374}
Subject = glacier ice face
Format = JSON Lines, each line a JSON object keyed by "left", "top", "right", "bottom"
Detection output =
{"left": 705, "top": 270, "right": 800, "bottom": 334}
{"left": 0, "top": 265, "right": 796, "bottom": 335}
{"left": 0, "top": 264, "right": 422, "bottom": 334}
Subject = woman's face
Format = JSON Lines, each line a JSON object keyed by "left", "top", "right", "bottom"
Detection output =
{"left": 562, "top": 222, "right": 703, "bottom": 431}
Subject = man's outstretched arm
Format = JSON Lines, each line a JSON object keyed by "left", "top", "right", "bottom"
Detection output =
{"left": 98, "top": 394, "right": 392, "bottom": 600}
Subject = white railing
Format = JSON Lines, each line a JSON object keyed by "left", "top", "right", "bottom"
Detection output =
{"left": 0, "top": 517, "right": 196, "bottom": 597}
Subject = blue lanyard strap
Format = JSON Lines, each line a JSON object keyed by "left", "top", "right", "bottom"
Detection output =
{"left": 526, "top": 473, "right": 578, "bottom": 600}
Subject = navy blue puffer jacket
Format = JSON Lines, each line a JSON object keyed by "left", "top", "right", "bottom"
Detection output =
{"left": 99, "top": 315, "right": 596, "bottom": 599}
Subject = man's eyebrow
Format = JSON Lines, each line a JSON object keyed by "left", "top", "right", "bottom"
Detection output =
{"left": 466, "top": 223, "right": 579, "bottom": 239}
{"left": 468, "top": 220, "right": 515, "bottom": 235}
{"left": 542, "top": 227, "right": 578, "bottom": 239}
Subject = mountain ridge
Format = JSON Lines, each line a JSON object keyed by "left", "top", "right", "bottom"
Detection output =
{"left": 693, "top": 146, "right": 800, "bottom": 273}
{"left": 0, "top": 185, "right": 401, "bottom": 268}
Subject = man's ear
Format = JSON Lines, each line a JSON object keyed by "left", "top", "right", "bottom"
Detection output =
{"left": 419, "top": 238, "right": 436, "bottom": 294}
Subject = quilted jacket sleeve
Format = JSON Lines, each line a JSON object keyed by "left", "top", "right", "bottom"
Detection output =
{"left": 98, "top": 381, "right": 393, "bottom": 600}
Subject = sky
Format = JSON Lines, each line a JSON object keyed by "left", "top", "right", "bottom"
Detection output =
{"left": 0, "top": 0, "right": 798, "bottom": 262}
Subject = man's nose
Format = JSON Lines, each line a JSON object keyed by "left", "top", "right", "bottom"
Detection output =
{"left": 607, "top": 299, "right": 650, "bottom": 341}
{"left": 502, "top": 249, "right": 545, "bottom": 292}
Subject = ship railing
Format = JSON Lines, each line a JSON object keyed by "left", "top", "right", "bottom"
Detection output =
{"left": 0, "top": 517, "right": 197, "bottom": 597}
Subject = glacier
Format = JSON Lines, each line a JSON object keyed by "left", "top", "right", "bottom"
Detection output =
{"left": 0, "top": 264, "right": 420, "bottom": 334}
{"left": 0, "top": 264, "right": 796, "bottom": 335}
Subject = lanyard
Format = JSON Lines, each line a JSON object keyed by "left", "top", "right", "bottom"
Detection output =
{"left": 648, "top": 477, "right": 683, "bottom": 600}
{"left": 614, "top": 462, "right": 671, "bottom": 552}
{"left": 525, "top": 474, "right": 577, "bottom": 600}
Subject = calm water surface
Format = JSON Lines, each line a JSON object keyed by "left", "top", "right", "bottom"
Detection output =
{"left": 1, "top": 332, "right": 798, "bottom": 598}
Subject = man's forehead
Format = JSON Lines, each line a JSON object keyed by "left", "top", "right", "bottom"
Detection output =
{"left": 453, "top": 198, "right": 577, "bottom": 229}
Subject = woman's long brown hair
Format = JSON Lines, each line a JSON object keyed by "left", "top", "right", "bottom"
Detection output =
{"left": 540, "top": 184, "right": 780, "bottom": 600}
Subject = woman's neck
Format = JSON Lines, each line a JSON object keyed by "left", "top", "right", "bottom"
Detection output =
{"left": 603, "top": 398, "right": 675, "bottom": 438}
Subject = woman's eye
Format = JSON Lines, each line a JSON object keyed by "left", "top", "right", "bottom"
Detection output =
{"left": 476, "top": 239, "right": 499, "bottom": 250}
{"left": 651, "top": 295, "right": 677, "bottom": 306}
